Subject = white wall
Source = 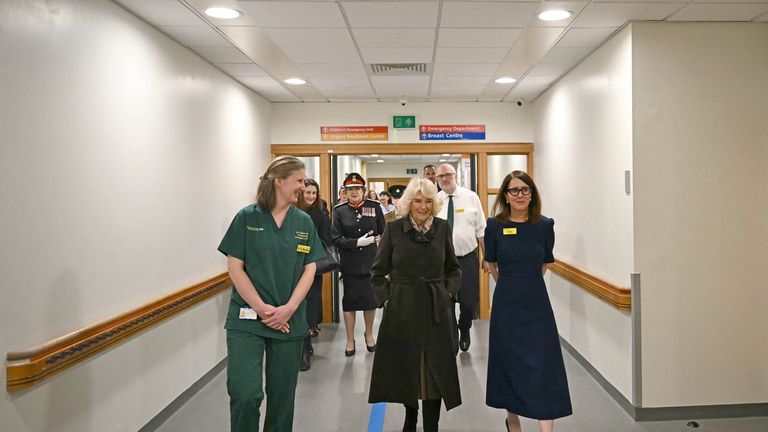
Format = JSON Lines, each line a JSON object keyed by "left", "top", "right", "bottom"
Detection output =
{"left": 272, "top": 101, "right": 533, "bottom": 144}
{"left": 534, "top": 26, "right": 635, "bottom": 400}
{"left": 632, "top": 22, "right": 768, "bottom": 407}
{"left": 0, "top": 1, "right": 271, "bottom": 431}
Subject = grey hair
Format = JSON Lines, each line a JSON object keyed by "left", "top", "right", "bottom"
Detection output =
{"left": 396, "top": 177, "right": 443, "bottom": 217}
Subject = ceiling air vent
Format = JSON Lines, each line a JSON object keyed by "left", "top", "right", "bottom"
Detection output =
{"left": 370, "top": 63, "right": 429, "bottom": 75}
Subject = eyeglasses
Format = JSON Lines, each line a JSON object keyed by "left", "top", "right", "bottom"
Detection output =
{"left": 506, "top": 187, "right": 531, "bottom": 196}
{"left": 436, "top": 173, "right": 456, "bottom": 179}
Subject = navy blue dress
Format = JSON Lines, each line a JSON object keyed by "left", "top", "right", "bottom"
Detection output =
{"left": 484, "top": 216, "right": 572, "bottom": 420}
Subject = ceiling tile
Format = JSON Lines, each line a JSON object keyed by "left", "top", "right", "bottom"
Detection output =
{"left": 436, "top": 47, "right": 510, "bottom": 63}
{"left": 238, "top": 2, "right": 346, "bottom": 28}
{"left": 573, "top": 3, "right": 686, "bottom": 28}
{"left": 322, "top": 87, "right": 377, "bottom": 98}
{"left": 281, "top": 46, "right": 361, "bottom": 63}
{"left": 216, "top": 63, "right": 268, "bottom": 77}
{"left": 160, "top": 26, "right": 230, "bottom": 47}
{"left": 438, "top": 28, "right": 522, "bottom": 48}
{"left": 756, "top": 12, "right": 768, "bottom": 22}
{"left": 482, "top": 83, "right": 514, "bottom": 96}
{"left": 353, "top": 28, "right": 436, "bottom": 48}
{"left": 433, "top": 63, "right": 500, "bottom": 76}
{"left": 431, "top": 86, "right": 485, "bottom": 97}
{"left": 360, "top": 47, "right": 434, "bottom": 63}
{"left": 441, "top": 2, "right": 539, "bottom": 28}
{"left": 192, "top": 46, "right": 252, "bottom": 63}
{"left": 343, "top": 2, "right": 439, "bottom": 28}
{"left": 297, "top": 63, "right": 367, "bottom": 78}
{"left": 527, "top": 1, "right": 589, "bottom": 27}
{"left": 528, "top": 62, "right": 575, "bottom": 76}
{"left": 540, "top": 47, "right": 593, "bottom": 64}
{"left": 505, "top": 82, "right": 550, "bottom": 101}
{"left": 237, "top": 77, "right": 300, "bottom": 101}
{"left": 519, "top": 75, "right": 560, "bottom": 86}
{"left": 118, "top": 0, "right": 203, "bottom": 26}
{"left": 310, "top": 77, "right": 372, "bottom": 89}
{"left": 262, "top": 28, "right": 355, "bottom": 48}
{"left": 556, "top": 27, "right": 618, "bottom": 48}
{"left": 371, "top": 76, "right": 430, "bottom": 97}
{"left": 431, "top": 76, "right": 491, "bottom": 87}
{"left": 667, "top": 4, "right": 768, "bottom": 21}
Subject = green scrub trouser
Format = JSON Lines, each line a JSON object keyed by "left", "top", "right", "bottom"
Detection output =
{"left": 227, "top": 329, "right": 303, "bottom": 432}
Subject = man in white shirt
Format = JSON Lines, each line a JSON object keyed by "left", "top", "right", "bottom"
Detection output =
{"left": 436, "top": 163, "right": 486, "bottom": 352}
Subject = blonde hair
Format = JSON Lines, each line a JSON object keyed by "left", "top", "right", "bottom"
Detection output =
{"left": 396, "top": 177, "right": 443, "bottom": 217}
{"left": 255, "top": 156, "right": 305, "bottom": 212}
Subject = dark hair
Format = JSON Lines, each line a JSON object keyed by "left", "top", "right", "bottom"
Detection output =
{"left": 299, "top": 178, "right": 322, "bottom": 212}
{"left": 378, "top": 191, "right": 392, "bottom": 199}
{"left": 423, "top": 164, "right": 436, "bottom": 171}
{"left": 491, "top": 170, "right": 542, "bottom": 224}
{"left": 255, "top": 156, "right": 305, "bottom": 212}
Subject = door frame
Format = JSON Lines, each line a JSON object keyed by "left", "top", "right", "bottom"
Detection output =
{"left": 272, "top": 142, "right": 534, "bottom": 320}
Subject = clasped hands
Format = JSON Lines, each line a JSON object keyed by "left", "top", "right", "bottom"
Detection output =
{"left": 256, "top": 303, "right": 296, "bottom": 334}
{"left": 356, "top": 233, "right": 379, "bottom": 247}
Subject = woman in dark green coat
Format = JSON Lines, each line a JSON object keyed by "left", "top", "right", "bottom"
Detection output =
{"left": 368, "top": 177, "right": 462, "bottom": 432}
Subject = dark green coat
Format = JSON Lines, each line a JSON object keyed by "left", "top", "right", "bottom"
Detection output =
{"left": 368, "top": 217, "right": 462, "bottom": 410}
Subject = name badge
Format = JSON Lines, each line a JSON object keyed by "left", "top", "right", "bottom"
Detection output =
{"left": 297, "top": 244, "right": 311, "bottom": 253}
{"left": 456, "top": 208, "right": 465, "bottom": 213}
{"left": 239, "top": 307, "right": 260, "bottom": 320}
{"left": 503, "top": 228, "right": 517, "bottom": 235}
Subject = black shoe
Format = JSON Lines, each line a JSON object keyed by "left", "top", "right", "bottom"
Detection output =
{"left": 345, "top": 341, "right": 355, "bottom": 357}
{"left": 300, "top": 350, "right": 311, "bottom": 371}
{"left": 309, "top": 343, "right": 314, "bottom": 356}
{"left": 459, "top": 329, "right": 470, "bottom": 352}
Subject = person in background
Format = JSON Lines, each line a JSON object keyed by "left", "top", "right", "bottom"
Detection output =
{"left": 332, "top": 173, "right": 386, "bottom": 356}
{"left": 378, "top": 191, "right": 396, "bottom": 215}
{"left": 367, "top": 189, "right": 379, "bottom": 200}
{"left": 484, "top": 170, "right": 572, "bottom": 432}
{"left": 337, "top": 187, "right": 348, "bottom": 205}
{"left": 218, "top": 156, "right": 325, "bottom": 432}
{"left": 423, "top": 164, "right": 437, "bottom": 185}
{"left": 369, "top": 177, "right": 462, "bottom": 432}
{"left": 298, "top": 178, "right": 332, "bottom": 371}
{"left": 435, "top": 163, "right": 486, "bottom": 353}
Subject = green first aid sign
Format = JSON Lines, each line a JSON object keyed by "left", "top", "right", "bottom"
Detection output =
{"left": 393, "top": 115, "right": 416, "bottom": 129}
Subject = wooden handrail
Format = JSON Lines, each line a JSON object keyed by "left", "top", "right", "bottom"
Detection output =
{"left": 548, "top": 260, "right": 631, "bottom": 311}
{"left": 6, "top": 273, "right": 232, "bottom": 392}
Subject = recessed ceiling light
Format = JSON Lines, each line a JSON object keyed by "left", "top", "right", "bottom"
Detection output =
{"left": 377, "top": 159, "right": 384, "bottom": 163}
{"left": 442, "top": 153, "right": 450, "bottom": 156}
{"left": 494, "top": 77, "right": 517, "bottom": 84}
{"left": 204, "top": 7, "right": 241, "bottom": 19}
{"left": 371, "top": 154, "right": 379, "bottom": 157}
{"left": 537, "top": 10, "right": 572, "bottom": 21}
{"left": 284, "top": 78, "right": 306, "bottom": 85}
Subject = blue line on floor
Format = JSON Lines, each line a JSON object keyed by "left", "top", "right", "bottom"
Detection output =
{"left": 367, "top": 403, "right": 387, "bottom": 432}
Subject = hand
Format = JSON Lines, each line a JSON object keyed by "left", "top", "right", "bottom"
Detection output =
{"left": 261, "top": 304, "right": 296, "bottom": 333}
{"left": 374, "top": 235, "right": 381, "bottom": 246}
{"left": 357, "top": 233, "right": 375, "bottom": 247}
{"left": 482, "top": 260, "right": 493, "bottom": 273}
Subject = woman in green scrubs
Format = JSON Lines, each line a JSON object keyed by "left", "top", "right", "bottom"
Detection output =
{"left": 218, "top": 156, "right": 325, "bottom": 432}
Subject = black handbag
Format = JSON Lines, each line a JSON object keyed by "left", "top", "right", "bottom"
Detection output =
{"left": 315, "top": 245, "right": 340, "bottom": 274}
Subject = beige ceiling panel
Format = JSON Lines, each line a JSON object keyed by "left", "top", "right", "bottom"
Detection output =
{"left": 431, "top": 86, "right": 485, "bottom": 97}
{"left": 436, "top": 47, "right": 510, "bottom": 63}
{"left": 262, "top": 28, "right": 356, "bottom": 48}
{"left": 540, "top": 47, "right": 594, "bottom": 64}
{"left": 216, "top": 63, "right": 269, "bottom": 77}
{"left": 482, "top": 83, "right": 515, "bottom": 96}
{"left": 283, "top": 84, "right": 327, "bottom": 100}
{"left": 438, "top": 28, "right": 523, "bottom": 48}
{"left": 117, "top": 0, "right": 203, "bottom": 26}
{"left": 281, "top": 46, "right": 361, "bottom": 64}
{"left": 192, "top": 46, "right": 252, "bottom": 63}
{"left": 441, "top": 2, "right": 539, "bottom": 28}
{"left": 160, "top": 26, "right": 230, "bottom": 47}
{"left": 238, "top": 2, "right": 347, "bottom": 28}
{"left": 527, "top": 1, "right": 589, "bottom": 28}
{"left": 433, "top": 63, "right": 500, "bottom": 76}
{"left": 505, "top": 83, "right": 550, "bottom": 101}
{"left": 360, "top": 47, "right": 434, "bottom": 63}
{"left": 353, "top": 28, "right": 436, "bottom": 48}
{"left": 556, "top": 27, "right": 619, "bottom": 48}
{"left": 343, "top": 2, "right": 439, "bottom": 28}
{"left": 310, "top": 77, "right": 372, "bottom": 88}
{"left": 756, "top": 12, "right": 768, "bottom": 22}
{"left": 322, "top": 87, "right": 377, "bottom": 98}
{"left": 519, "top": 75, "right": 561, "bottom": 86}
{"left": 528, "top": 61, "right": 576, "bottom": 76}
{"left": 573, "top": 3, "right": 686, "bottom": 28}
{"left": 238, "top": 77, "right": 300, "bottom": 101}
{"left": 297, "top": 63, "right": 367, "bottom": 78}
{"left": 371, "top": 76, "right": 430, "bottom": 97}
{"left": 495, "top": 27, "right": 565, "bottom": 78}
{"left": 219, "top": 26, "right": 307, "bottom": 83}
{"left": 667, "top": 4, "right": 768, "bottom": 21}
{"left": 431, "top": 76, "right": 491, "bottom": 87}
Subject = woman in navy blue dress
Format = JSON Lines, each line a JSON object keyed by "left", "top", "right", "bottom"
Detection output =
{"left": 483, "top": 171, "right": 572, "bottom": 432}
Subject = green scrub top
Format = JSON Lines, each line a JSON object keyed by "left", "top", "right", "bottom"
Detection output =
{"left": 218, "top": 204, "right": 325, "bottom": 340}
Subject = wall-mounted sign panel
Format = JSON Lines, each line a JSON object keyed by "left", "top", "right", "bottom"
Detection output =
{"left": 393, "top": 115, "right": 416, "bottom": 129}
{"left": 321, "top": 126, "right": 388, "bottom": 141}
{"left": 419, "top": 125, "right": 486, "bottom": 141}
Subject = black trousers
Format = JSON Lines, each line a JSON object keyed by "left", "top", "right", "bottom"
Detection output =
{"left": 451, "top": 249, "right": 480, "bottom": 351}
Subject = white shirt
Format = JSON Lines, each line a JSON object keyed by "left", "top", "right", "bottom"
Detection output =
{"left": 437, "top": 185, "right": 486, "bottom": 257}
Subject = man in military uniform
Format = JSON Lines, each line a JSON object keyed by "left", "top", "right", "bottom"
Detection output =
{"left": 332, "top": 173, "right": 386, "bottom": 356}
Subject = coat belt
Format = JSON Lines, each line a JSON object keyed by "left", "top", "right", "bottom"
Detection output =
{"left": 390, "top": 276, "right": 445, "bottom": 323}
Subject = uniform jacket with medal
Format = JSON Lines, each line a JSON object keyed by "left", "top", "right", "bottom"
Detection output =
{"left": 332, "top": 199, "right": 386, "bottom": 275}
